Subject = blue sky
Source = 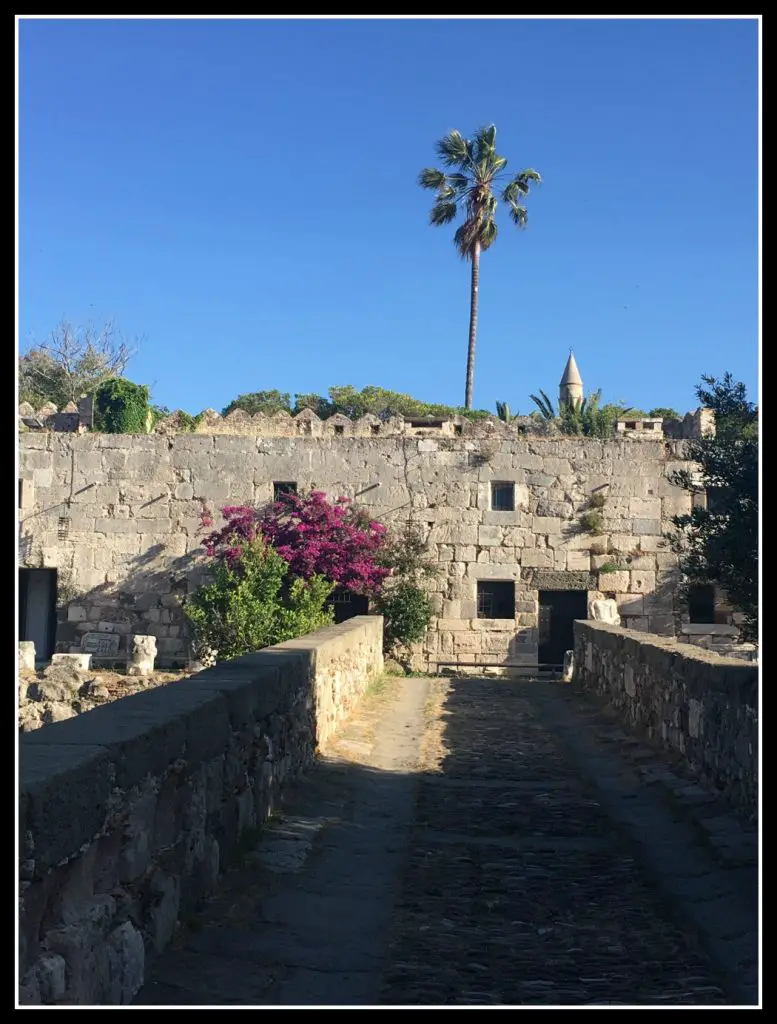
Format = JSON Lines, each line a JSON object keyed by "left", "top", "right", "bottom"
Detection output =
{"left": 18, "top": 16, "right": 759, "bottom": 416}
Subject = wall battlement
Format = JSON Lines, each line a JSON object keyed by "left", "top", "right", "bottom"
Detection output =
{"left": 19, "top": 401, "right": 715, "bottom": 441}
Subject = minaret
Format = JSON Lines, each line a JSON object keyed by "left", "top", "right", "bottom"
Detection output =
{"left": 559, "top": 351, "right": 583, "bottom": 409}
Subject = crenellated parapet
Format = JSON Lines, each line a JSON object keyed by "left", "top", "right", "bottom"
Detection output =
{"left": 18, "top": 399, "right": 715, "bottom": 440}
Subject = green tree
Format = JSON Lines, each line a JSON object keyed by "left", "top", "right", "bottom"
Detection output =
{"left": 419, "top": 125, "right": 541, "bottom": 410}
{"left": 93, "top": 378, "right": 152, "bottom": 433}
{"left": 184, "top": 536, "right": 334, "bottom": 662}
{"left": 222, "top": 390, "right": 292, "bottom": 417}
{"left": 649, "top": 407, "right": 681, "bottom": 421}
{"left": 19, "top": 319, "right": 136, "bottom": 408}
{"left": 670, "top": 374, "right": 758, "bottom": 642}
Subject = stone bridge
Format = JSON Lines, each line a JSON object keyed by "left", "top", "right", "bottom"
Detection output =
{"left": 18, "top": 618, "right": 758, "bottom": 1007}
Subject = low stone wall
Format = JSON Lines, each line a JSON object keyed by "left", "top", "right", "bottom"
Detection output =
{"left": 573, "top": 621, "right": 757, "bottom": 818}
{"left": 18, "top": 616, "right": 383, "bottom": 1006}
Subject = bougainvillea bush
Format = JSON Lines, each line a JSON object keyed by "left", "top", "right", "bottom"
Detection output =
{"left": 190, "top": 491, "right": 435, "bottom": 661}
{"left": 201, "top": 492, "right": 391, "bottom": 595}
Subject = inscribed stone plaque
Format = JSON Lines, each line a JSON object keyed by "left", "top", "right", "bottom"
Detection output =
{"left": 81, "top": 632, "right": 121, "bottom": 656}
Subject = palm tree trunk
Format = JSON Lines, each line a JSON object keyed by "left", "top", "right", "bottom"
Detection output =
{"left": 465, "top": 242, "right": 480, "bottom": 410}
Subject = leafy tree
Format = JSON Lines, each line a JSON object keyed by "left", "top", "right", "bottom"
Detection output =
{"left": 221, "top": 384, "right": 492, "bottom": 422}
{"left": 184, "top": 536, "right": 333, "bottom": 662}
{"left": 670, "top": 374, "right": 758, "bottom": 642}
{"left": 19, "top": 319, "right": 136, "bottom": 408}
{"left": 222, "top": 390, "right": 292, "bottom": 417}
{"left": 93, "top": 378, "right": 152, "bottom": 434}
{"left": 649, "top": 407, "right": 681, "bottom": 421}
{"left": 419, "top": 125, "right": 541, "bottom": 409}
{"left": 375, "top": 521, "right": 439, "bottom": 661}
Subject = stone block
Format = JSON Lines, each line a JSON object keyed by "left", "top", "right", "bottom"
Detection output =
{"left": 532, "top": 516, "right": 562, "bottom": 534}
{"left": 632, "top": 518, "right": 662, "bottom": 536}
{"left": 629, "top": 571, "right": 656, "bottom": 593}
{"left": 518, "top": 549, "right": 554, "bottom": 568}
{"left": 19, "top": 641, "right": 36, "bottom": 671}
{"left": 615, "top": 594, "right": 644, "bottom": 616}
{"left": 567, "top": 551, "right": 591, "bottom": 571}
{"left": 477, "top": 525, "right": 502, "bottom": 546}
{"left": 50, "top": 653, "right": 92, "bottom": 671}
{"left": 597, "top": 570, "right": 629, "bottom": 593}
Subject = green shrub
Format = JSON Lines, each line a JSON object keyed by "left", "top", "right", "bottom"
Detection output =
{"left": 184, "top": 537, "right": 334, "bottom": 662}
{"left": 588, "top": 491, "right": 606, "bottom": 509}
{"left": 598, "top": 562, "right": 621, "bottom": 574}
{"left": 377, "top": 582, "right": 433, "bottom": 650}
{"left": 93, "top": 378, "right": 151, "bottom": 433}
{"left": 580, "top": 510, "right": 604, "bottom": 535}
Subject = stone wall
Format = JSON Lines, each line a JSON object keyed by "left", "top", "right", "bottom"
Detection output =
{"left": 18, "top": 616, "right": 383, "bottom": 1005}
{"left": 573, "top": 621, "right": 758, "bottom": 818}
{"left": 19, "top": 432, "right": 701, "bottom": 670}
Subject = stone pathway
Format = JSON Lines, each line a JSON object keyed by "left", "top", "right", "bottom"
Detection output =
{"left": 135, "top": 676, "right": 758, "bottom": 1008}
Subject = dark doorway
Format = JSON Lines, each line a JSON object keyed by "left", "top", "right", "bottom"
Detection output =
{"left": 19, "top": 568, "right": 58, "bottom": 662}
{"left": 538, "top": 589, "right": 588, "bottom": 668}
{"left": 327, "top": 588, "right": 370, "bottom": 624}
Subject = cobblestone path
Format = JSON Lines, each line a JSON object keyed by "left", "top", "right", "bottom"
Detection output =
{"left": 137, "top": 676, "right": 758, "bottom": 1008}
{"left": 380, "top": 678, "right": 757, "bottom": 1006}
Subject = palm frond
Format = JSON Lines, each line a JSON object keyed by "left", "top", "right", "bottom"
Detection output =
{"left": 418, "top": 167, "right": 446, "bottom": 190}
{"left": 430, "top": 201, "right": 458, "bottom": 227}
{"left": 435, "top": 130, "right": 471, "bottom": 168}
{"left": 491, "top": 155, "right": 508, "bottom": 175}
{"left": 448, "top": 172, "right": 471, "bottom": 193}
{"left": 507, "top": 202, "right": 528, "bottom": 228}
{"left": 453, "top": 220, "right": 478, "bottom": 257}
{"left": 474, "top": 124, "right": 497, "bottom": 164}
{"left": 503, "top": 169, "right": 542, "bottom": 202}
{"left": 479, "top": 217, "right": 498, "bottom": 252}
{"left": 530, "top": 390, "right": 556, "bottom": 420}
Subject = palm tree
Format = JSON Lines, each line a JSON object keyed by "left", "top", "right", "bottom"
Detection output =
{"left": 419, "top": 125, "right": 541, "bottom": 410}
{"left": 529, "top": 389, "right": 556, "bottom": 420}
{"left": 495, "top": 400, "right": 518, "bottom": 422}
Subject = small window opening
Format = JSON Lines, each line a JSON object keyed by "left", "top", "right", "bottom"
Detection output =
{"left": 334, "top": 424, "right": 344, "bottom": 435}
{"left": 273, "top": 482, "right": 298, "bottom": 502}
{"left": 477, "top": 581, "right": 515, "bottom": 619}
{"left": 491, "top": 482, "right": 515, "bottom": 512}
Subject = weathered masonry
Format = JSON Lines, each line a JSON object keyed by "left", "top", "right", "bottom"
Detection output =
{"left": 18, "top": 422, "right": 735, "bottom": 672}
{"left": 19, "top": 616, "right": 384, "bottom": 1005}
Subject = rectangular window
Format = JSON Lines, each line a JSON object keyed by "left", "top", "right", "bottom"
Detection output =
{"left": 371, "top": 424, "right": 380, "bottom": 435}
{"left": 410, "top": 420, "right": 444, "bottom": 429}
{"left": 491, "top": 482, "right": 515, "bottom": 512}
{"left": 477, "top": 581, "right": 515, "bottom": 620}
{"left": 454, "top": 424, "right": 463, "bottom": 436}
{"left": 687, "top": 584, "right": 715, "bottom": 624}
{"left": 273, "top": 481, "right": 297, "bottom": 502}
{"left": 334, "top": 424, "right": 345, "bottom": 435}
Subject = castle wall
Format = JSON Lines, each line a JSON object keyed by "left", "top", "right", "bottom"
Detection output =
{"left": 19, "top": 432, "right": 697, "bottom": 670}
